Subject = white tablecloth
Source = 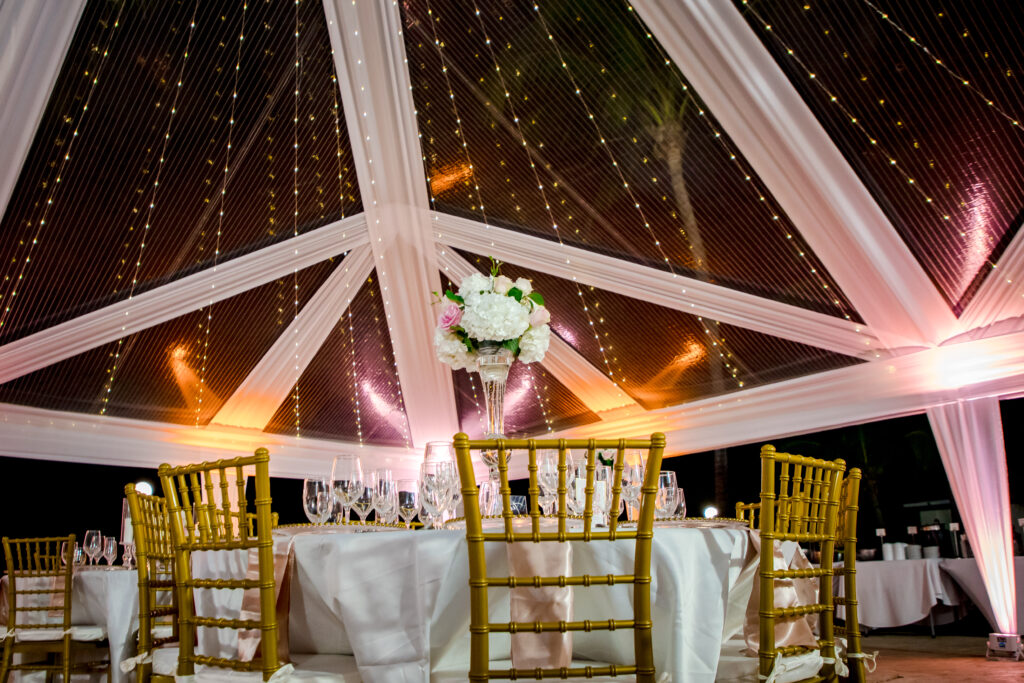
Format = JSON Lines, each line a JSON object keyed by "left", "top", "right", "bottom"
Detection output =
{"left": 1, "top": 568, "right": 139, "bottom": 683}
{"left": 939, "top": 557, "right": 1024, "bottom": 632}
{"left": 193, "top": 526, "right": 757, "bottom": 683}
{"left": 835, "top": 558, "right": 961, "bottom": 628}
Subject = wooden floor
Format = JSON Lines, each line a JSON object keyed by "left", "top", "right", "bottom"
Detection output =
{"left": 866, "top": 635, "right": 1023, "bottom": 681}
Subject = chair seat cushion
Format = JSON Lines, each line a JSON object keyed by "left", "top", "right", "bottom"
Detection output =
{"left": 153, "top": 646, "right": 179, "bottom": 676}
{"left": 184, "top": 653, "right": 360, "bottom": 683}
{"left": 14, "top": 625, "right": 107, "bottom": 642}
{"left": 715, "top": 637, "right": 823, "bottom": 683}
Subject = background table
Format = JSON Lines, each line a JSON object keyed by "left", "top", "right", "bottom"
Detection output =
{"left": 835, "top": 558, "right": 961, "bottom": 628}
{"left": 194, "top": 525, "right": 757, "bottom": 683}
{"left": 940, "top": 557, "right": 1024, "bottom": 632}
{"left": 1, "top": 567, "right": 139, "bottom": 683}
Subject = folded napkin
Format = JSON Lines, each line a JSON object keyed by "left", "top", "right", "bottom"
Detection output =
{"left": 744, "top": 534, "right": 818, "bottom": 653}
{"left": 506, "top": 523, "right": 573, "bottom": 669}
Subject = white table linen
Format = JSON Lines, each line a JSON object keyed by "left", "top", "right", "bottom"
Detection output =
{"left": 192, "top": 526, "right": 756, "bottom": 683}
{"left": 1, "top": 568, "right": 139, "bottom": 683}
{"left": 835, "top": 558, "right": 961, "bottom": 627}
{"left": 939, "top": 557, "right": 1024, "bottom": 633}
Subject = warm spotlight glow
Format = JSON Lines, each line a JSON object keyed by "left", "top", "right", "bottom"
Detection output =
{"left": 429, "top": 162, "right": 473, "bottom": 195}
{"left": 135, "top": 481, "right": 154, "bottom": 496}
{"left": 703, "top": 505, "right": 718, "bottom": 519}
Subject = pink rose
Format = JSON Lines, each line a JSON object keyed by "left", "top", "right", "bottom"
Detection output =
{"left": 529, "top": 305, "right": 550, "bottom": 327}
{"left": 438, "top": 302, "right": 463, "bottom": 330}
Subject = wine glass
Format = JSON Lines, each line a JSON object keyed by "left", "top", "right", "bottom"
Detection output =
{"left": 423, "top": 441, "right": 454, "bottom": 463}
{"left": 421, "top": 460, "right": 455, "bottom": 521}
{"left": 102, "top": 536, "right": 118, "bottom": 567}
{"left": 122, "top": 542, "right": 135, "bottom": 569}
{"left": 60, "top": 541, "right": 78, "bottom": 567}
{"left": 302, "top": 476, "right": 332, "bottom": 524}
{"left": 331, "top": 454, "right": 363, "bottom": 524}
{"left": 622, "top": 460, "right": 644, "bottom": 520}
{"left": 397, "top": 479, "right": 419, "bottom": 528}
{"left": 478, "top": 480, "right": 499, "bottom": 518}
{"left": 371, "top": 470, "right": 396, "bottom": 523}
{"left": 656, "top": 471, "right": 678, "bottom": 519}
{"left": 350, "top": 484, "right": 374, "bottom": 524}
{"left": 84, "top": 530, "right": 102, "bottom": 566}
{"left": 674, "top": 488, "right": 687, "bottom": 519}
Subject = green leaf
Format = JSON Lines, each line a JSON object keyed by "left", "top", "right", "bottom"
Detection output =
{"left": 489, "top": 256, "right": 503, "bottom": 277}
{"left": 507, "top": 286, "right": 523, "bottom": 302}
{"left": 527, "top": 292, "right": 545, "bottom": 306}
{"left": 444, "top": 289, "right": 464, "bottom": 304}
{"left": 501, "top": 338, "right": 520, "bottom": 356}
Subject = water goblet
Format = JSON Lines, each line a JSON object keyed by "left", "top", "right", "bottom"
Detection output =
{"left": 303, "top": 476, "right": 332, "bottom": 524}
{"left": 397, "top": 479, "right": 420, "bottom": 528}
{"left": 350, "top": 484, "right": 374, "bottom": 524}
{"left": 102, "top": 536, "right": 118, "bottom": 567}
{"left": 84, "top": 530, "right": 102, "bottom": 566}
{"left": 655, "top": 471, "right": 678, "bottom": 519}
{"left": 371, "top": 470, "right": 396, "bottom": 522}
{"left": 331, "top": 454, "right": 363, "bottom": 523}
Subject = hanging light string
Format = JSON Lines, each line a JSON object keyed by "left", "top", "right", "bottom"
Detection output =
{"left": 291, "top": 0, "right": 302, "bottom": 437}
{"left": 193, "top": 0, "right": 249, "bottom": 427}
{"left": 859, "top": 0, "right": 1021, "bottom": 131}
{"left": 529, "top": 1, "right": 747, "bottom": 388}
{"left": 738, "top": 1, "right": 997, "bottom": 264}
{"left": 101, "top": 0, "right": 199, "bottom": 415}
{"left": 623, "top": 4, "right": 862, "bottom": 329}
{"left": 329, "top": 70, "right": 348, "bottom": 219}
{"left": 525, "top": 364, "right": 555, "bottom": 433}
{"left": 0, "top": 1, "right": 126, "bottom": 335}
{"left": 345, "top": 302, "right": 363, "bottom": 444}
{"left": 461, "top": 1, "right": 631, "bottom": 391}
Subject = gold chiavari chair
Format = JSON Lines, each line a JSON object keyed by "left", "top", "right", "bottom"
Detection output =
{"left": 125, "top": 484, "right": 178, "bottom": 683}
{"left": 158, "top": 451, "right": 283, "bottom": 682}
{"left": 1, "top": 535, "right": 110, "bottom": 683}
{"left": 452, "top": 432, "right": 666, "bottom": 682}
{"left": 735, "top": 502, "right": 760, "bottom": 530}
{"left": 756, "top": 445, "right": 846, "bottom": 683}
{"left": 833, "top": 468, "right": 873, "bottom": 681}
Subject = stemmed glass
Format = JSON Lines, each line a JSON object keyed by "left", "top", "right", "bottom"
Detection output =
{"left": 397, "top": 479, "right": 419, "bottom": 528}
{"left": 303, "top": 476, "right": 333, "bottom": 524}
{"left": 622, "top": 459, "right": 645, "bottom": 521}
{"left": 121, "top": 542, "right": 135, "bottom": 569}
{"left": 421, "top": 460, "right": 456, "bottom": 523}
{"left": 656, "top": 471, "right": 678, "bottom": 519}
{"left": 331, "top": 455, "right": 363, "bottom": 524}
{"left": 102, "top": 536, "right": 118, "bottom": 567}
{"left": 84, "top": 530, "right": 102, "bottom": 566}
{"left": 371, "top": 470, "right": 397, "bottom": 524}
{"left": 350, "top": 484, "right": 374, "bottom": 524}
{"left": 61, "top": 541, "right": 83, "bottom": 568}
{"left": 674, "top": 488, "right": 687, "bottom": 519}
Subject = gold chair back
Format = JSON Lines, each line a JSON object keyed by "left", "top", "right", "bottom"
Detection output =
{"left": 757, "top": 444, "right": 845, "bottom": 681}
{"left": 125, "top": 484, "right": 178, "bottom": 683}
{"left": 834, "top": 468, "right": 866, "bottom": 682}
{"left": 158, "top": 449, "right": 280, "bottom": 681}
{"left": 453, "top": 432, "right": 666, "bottom": 682}
{"left": 735, "top": 502, "right": 760, "bottom": 529}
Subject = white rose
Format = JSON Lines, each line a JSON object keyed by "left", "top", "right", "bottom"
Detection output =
{"left": 493, "top": 275, "right": 514, "bottom": 295}
{"left": 518, "top": 324, "right": 550, "bottom": 364}
{"left": 514, "top": 277, "right": 533, "bottom": 296}
{"left": 458, "top": 272, "right": 491, "bottom": 299}
{"left": 461, "top": 292, "right": 530, "bottom": 341}
{"left": 434, "top": 328, "right": 475, "bottom": 371}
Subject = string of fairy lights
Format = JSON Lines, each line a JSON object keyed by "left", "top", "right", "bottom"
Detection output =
{"left": 290, "top": 0, "right": 302, "bottom": 437}
{"left": 0, "top": 2, "right": 125, "bottom": 335}
{"left": 101, "top": 0, "right": 200, "bottom": 415}
{"left": 738, "top": 0, "right": 1017, "bottom": 297}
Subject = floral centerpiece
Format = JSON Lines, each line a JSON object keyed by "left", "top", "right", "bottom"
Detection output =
{"left": 433, "top": 259, "right": 551, "bottom": 480}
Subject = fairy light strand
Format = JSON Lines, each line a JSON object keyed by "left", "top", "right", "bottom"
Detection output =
{"left": 101, "top": 0, "right": 199, "bottom": 414}
{"left": 291, "top": 0, "right": 302, "bottom": 437}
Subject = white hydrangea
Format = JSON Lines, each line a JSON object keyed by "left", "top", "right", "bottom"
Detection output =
{"left": 518, "top": 324, "right": 550, "bottom": 364}
{"left": 460, "top": 292, "right": 530, "bottom": 341}
{"left": 458, "top": 272, "right": 491, "bottom": 299}
{"left": 434, "top": 328, "right": 474, "bottom": 371}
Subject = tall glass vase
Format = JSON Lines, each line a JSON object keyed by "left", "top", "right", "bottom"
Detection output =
{"left": 476, "top": 341, "right": 514, "bottom": 484}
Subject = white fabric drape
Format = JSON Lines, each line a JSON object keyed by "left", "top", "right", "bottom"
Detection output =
{"left": 927, "top": 397, "right": 1016, "bottom": 634}
{"left": 0, "top": 0, "right": 87, "bottom": 220}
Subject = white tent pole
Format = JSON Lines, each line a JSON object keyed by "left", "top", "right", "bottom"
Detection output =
{"left": 323, "top": 0, "right": 459, "bottom": 447}
{"left": 927, "top": 398, "right": 1016, "bottom": 635}
{"left": 211, "top": 245, "right": 376, "bottom": 430}
{"left": 434, "top": 214, "right": 881, "bottom": 358}
{"left": 628, "top": 0, "right": 959, "bottom": 348}
{"left": 0, "top": 216, "right": 368, "bottom": 384}
{"left": 0, "top": 0, "right": 86, "bottom": 223}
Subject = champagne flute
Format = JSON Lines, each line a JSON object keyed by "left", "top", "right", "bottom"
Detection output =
{"left": 331, "top": 454, "right": 363, "bottom": 523}
{"left": 102, "top": 536, "right": 118, "bottom": 567}
{"left": 656, "top": 471, "right": 678, "bottom": 519}
{"left": 84, "top": 530, "right": 102, "bottom": 566}
{"left": 303, "top": 476, "right": 332, "bottom": 524}
{"left": 397, "top": 479, "right": 419, "bottom": 528}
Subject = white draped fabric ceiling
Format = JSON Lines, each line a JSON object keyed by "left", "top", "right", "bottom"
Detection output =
{"left": 0, "top": 0, "right": 1021, "bottom": 633}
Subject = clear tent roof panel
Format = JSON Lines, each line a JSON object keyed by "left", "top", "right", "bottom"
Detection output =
{"left": 0, "top": 0, "right": 359, "bottom": 343}
{"left": 0, "top": 257, "right": 340, "bottom": 425}
{"left": 736, "top": 0, "right": 1024, "bottom": 312}
{"left": 264, "top": 271, "right": 412, "bottom": 447}
{"left": 403, "top": 0, "right": 862, "bottom": 321}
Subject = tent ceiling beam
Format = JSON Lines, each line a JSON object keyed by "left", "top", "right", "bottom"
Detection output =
{"left": 324, "top": 0, "right": 459, "bottom": 447}
{"left": 211, "top": 245, "right": 376, "bottom": 431}
{"left": 433, "top": 213, "right": 879, "bottom": 358}
{"left": 629, "top": 0, "right": 959, "bottom": 348}
{"left": 0, "top": 0, "right": 86, "bottom": 225}
{"left": 0, "top": 401, "right": 420, "bottom": 480}
{"left": 436, "top": 246, "right": 640, "bottom": 415}
{"left": 0, "top": 216, "right": 369, "bottom": 385}
{"left": 960, "top": 224, "right": 1024, "bottom": 333}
